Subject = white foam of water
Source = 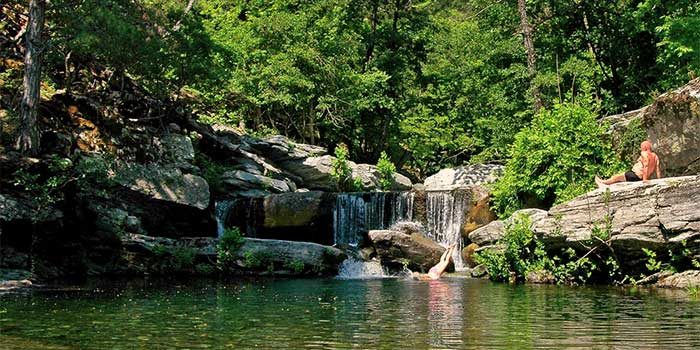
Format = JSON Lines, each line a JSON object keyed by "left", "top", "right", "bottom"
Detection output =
{"left": 336, "top": 259, "right": 391, "bottom": 279}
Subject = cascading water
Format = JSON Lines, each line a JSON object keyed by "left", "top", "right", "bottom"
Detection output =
{"left": 333, "top": 192, "right": 414, "bottom": 246}
{"left": 425, "top": 190, "right": 470, "bottom": 270}
{"left": 215, "top": 200, "right": 236, "bottom": 237}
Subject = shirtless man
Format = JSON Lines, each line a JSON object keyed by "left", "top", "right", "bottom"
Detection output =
{"left": 413, "top": 244, "right": 457, "bottom": 280}
{"left": 595, "top": 140, "right": 662, "bottom": 187}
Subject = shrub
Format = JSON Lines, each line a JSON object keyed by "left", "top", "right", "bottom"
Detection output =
{"left": 376, "top": 151, "right": 396, "bottom": 191}
{"left": 491, "top": 103, "right": 624, "bottom": 217}
{"left": 474, "top": 213, "right": 608, "bottom": 285}
{"left": 217, "top": 227, "right": 245, "bottom": 265}
{"left": 331, "top": 143, "right": 362, "bottom": 192}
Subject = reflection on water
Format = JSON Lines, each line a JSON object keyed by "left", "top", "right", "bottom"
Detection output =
{"left": 1, "top": 278, "right": 700, "bottom": 349}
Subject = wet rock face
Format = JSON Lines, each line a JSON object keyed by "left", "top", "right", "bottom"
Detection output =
{"left": 368, "top": 227, "right": 445, "bottom": 272}
{"left": 471, "top": 176, "right": 700, "bottom": 270}
{"left": 226, "top": 191, "right": 336, "bottom": 245}
{"left": 604, "top": 78, "right": 700, "bottom": 177}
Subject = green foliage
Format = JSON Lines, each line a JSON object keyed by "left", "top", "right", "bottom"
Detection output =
{"left": 331, "top": 144, "right": 361, "bottom": 192}
{"left": 194, "top": 152, "right": 232, "bottom": 195}
{"left": 217, "top": 228, "right": 245, "bottom": 265}
{"left": 491, "top": 103, "right": 625, "bottom": 217}
{"left": 376, "top": 151, "right": 396, "bottom": 191}
{"left": 171, "top": 246, "right": 197, "bottom": 270}
{"left": 475, "top": 213, "right": 610, "bottom": 285}
{"left": 642, "top": 248, "right": 663, "bottom": 273}
{"left": 284, "top": 259, "right": 305, "bottom": 274}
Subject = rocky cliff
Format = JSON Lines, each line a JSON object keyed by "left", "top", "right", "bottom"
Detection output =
{"left": 470, "top": 176, "right": 700, "bottom": 278}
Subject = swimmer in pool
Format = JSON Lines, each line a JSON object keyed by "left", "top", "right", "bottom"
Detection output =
{"left": 413, "top": 243, "right": 457, "bottom": 280}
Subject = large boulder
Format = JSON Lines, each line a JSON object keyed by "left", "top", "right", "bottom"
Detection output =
{"left": 109, "top": 163, "right": 215, "bottom": 237}
{"left": 424, "top": 164, "right": 503, "bottom": 191}
{"left": 604, "top": 78, "right": 700, "bottom": 177}
{"left": 368, "top": 223, "right": 446, "bottom": 272}
{"left": 479, "top": 176, "right": 700, "bottom": 269}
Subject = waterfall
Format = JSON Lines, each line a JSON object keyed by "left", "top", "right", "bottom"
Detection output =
{"left": 215, "top": 200, "right": 236, "bottom": 237}
{"left": 333, "top": 192, "right": 414, "bottom": 246}
{"left": 425, "top": 190, "right": 470, "bottom": 270}
{"left": 336, "top": 259, "right": 390, "bottom": 279}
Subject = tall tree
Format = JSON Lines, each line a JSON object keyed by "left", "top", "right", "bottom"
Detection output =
{"left": 517, "top": 0, "right": 542, "bottom": 111}
{"left": 16, "top": 0, "right": 45, "bottom": 155}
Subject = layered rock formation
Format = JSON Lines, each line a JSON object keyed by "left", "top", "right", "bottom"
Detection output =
{"left": 604, "top": 78, "right": 700, "bottom": 177}
{"left": 469, "top": 176, "right": 700, "bottom": 271}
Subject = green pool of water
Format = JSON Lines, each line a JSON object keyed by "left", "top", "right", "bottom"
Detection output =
{"left": 1, "top": 278, "right": 699, "bottom": 349}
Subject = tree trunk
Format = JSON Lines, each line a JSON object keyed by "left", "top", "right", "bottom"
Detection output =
{"left": 16, "top": 0, "right": 46, "bottom": 155}
{"left": 517, "top": 0, "right": 543, "bottom": 112}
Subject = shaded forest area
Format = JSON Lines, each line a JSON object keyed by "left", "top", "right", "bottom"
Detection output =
{"left": 1, "top": 0, "right": 699, "bottom": 178}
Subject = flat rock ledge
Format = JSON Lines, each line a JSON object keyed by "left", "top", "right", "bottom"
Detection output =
{"left": 120, "top": 233, "right": 346, "bottom": 276}
{"left": 469, "top": 176, "right": 700, "bottom": 268}
{"left": 656, "top": 270, "right": 700, "bottom": 289}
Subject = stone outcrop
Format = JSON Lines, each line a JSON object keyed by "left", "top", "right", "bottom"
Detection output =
{"left": 470, "top": 176, "right": 700, "bottom": 270}
{"left": 119, "top": 233, "right": 346, "bottom": 276}
{"left": 368, "top": 222, "right": 446, "bottom": 272}
{"left": 656, "top": 270, "right": 700, "bottom": 289}
{"left": 604, "top": 78, "right": 700, "bottom": 177}
{"left": 424, "top": 164, "right": 503, "bottom": 191}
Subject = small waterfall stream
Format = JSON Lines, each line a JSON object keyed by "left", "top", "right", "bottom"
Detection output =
{"left": 425, "top": 190, "right": 470, "bottom": 270}
{"left": 215, "top": 200, "right": 236, "bottom": 238}
{"left": 333, "top": 192, "right": 414, "bottom": 246}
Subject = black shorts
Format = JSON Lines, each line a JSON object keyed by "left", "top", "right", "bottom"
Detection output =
{"left": 624, "top": 171, "right": 641, "bottom": 182}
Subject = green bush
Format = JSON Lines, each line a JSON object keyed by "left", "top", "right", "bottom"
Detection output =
{"left": 376, "top": 151, "right": 396, "bottom": 191}
{"left": 491, "top": 103, "right": 624, "bottom": 217}
{"left": 331, "top": 144, "right": 362, "bottom": 192}
{"left": 217, "top": 228, "right": 245, "bottom": 265}
{"left": 474, "top": 213, "right": 605, "bottom": 285}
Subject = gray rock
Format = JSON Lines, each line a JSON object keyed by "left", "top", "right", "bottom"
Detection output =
{"left": 424, "top": 164, "right": 503, "bottom": 191}
{"left": 603, "top": 78, "right": 700, "bottom": 177}
{"left": 233, "top": 238, "right": 347, "bottom": 275}
{"left": 279, "top": 155, "right": 337, "bottom": 191}
{"left": 368, "top": 229, "right": 445, "bottom": 272}
{"left": 221, "top": 170, "right": 292, "bottom": 193}
{"left": 656, "top": 270, "right": 700, "bottom": 289}
{"left": 246, "top": 134, "right": 327, "bottom": 162}
{"left": 486, "top": 176, "right": 700, "bottom": 269}
{"left": 156, "top": 133, "right": 195, "bottom": 164}
{"left": 115, "top": 163, "right": 210, "bottom": 210}
{"left": 468, "top": 220, "right": 505, "bottom": 246}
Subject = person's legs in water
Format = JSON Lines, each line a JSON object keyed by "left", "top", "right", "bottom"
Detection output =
{"left": 427, "top": 244, "right": 456, "bottom": 280}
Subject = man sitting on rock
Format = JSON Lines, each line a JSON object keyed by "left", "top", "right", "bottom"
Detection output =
{"left": 595, "top": 140, "right": 662, "bottom": 187}
{"left": 413, "top": 244, "right": 457, "bottom": 280}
